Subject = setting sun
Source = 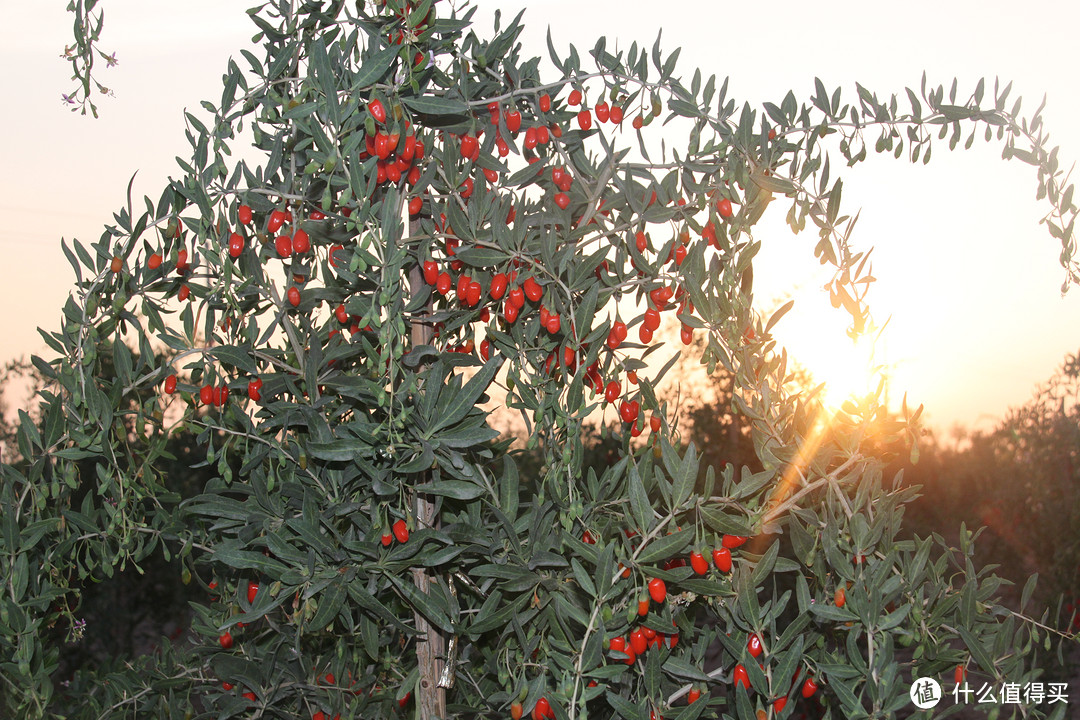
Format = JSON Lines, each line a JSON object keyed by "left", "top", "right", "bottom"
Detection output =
{"left": 805, "top": 330, "right": 888, "bottom": 410}
{"left": 771, "top": 294, "right": 892, "bottom": 413}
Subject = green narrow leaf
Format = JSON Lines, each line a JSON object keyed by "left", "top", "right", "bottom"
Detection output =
{"left": 354, "top": 44, "right": 400, "bottom": 88}
{"left": 957, "top": 627, "right": 995, "bottom": 675}
{"left": 413, "top": 479, "right": 485, "bottom": 501}
{"left": 628, "top": 465, "right": 652, "bottom": 533}
{"left": 662, "top": 655, "right": 711, "bottom": 682}
{"left": 1020, "top": 573, "right": 1038, "bottom": 612}
{"left": 809, "top": 604, "right": 858, "bottom": 622}
{"left": 637, "top": 528, "right": 694, "bottom": 565}
{"left": 307, "top": 581, "right": 346, "bottom": 631}
{"left": 390, "top": 575, "right": 454, "bottom": 634}
{"left": 671, "top": 443, "right": 698, "bottom": 510}
{"left": 749, "top": 540, "right": 780, "bottom": 587}
{"left": 430, "top": 356, "right": 503, "bottom": 433}
{"left": 401, "top": 94, "right": 469, "bottom": 117}
{"left": 571, "top": 558, "right": 597, "bottom": 597}
{"left": 210, "top": 345, "right": 259, "bottom": 374}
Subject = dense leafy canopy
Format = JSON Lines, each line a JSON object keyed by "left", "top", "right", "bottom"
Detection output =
{"left": 3, "top": 1, "right": 1077, "bottom": 718}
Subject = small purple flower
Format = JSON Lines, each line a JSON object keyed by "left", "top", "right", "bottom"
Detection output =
{"left": 67, "top": 617, "right": 87, "bottom": 643}
{"left": 61, "top": 93, "right": 76, "bottom": 105}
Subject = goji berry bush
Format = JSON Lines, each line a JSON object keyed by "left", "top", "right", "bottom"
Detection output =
{"left": 3, "top": 1, "right": 1078, "bottom": 718}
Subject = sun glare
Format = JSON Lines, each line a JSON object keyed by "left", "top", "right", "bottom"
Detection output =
{"left": 809, "top": 332, "right": 887, "bottom": 410}
{"left": 777, "top": 306, "right": 890, "bottom": 413}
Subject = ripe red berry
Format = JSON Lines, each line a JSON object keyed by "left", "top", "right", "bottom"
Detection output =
{"left": 605, "top": 381, "right": 620, "bottom": 405}
{"left": 287, "top": 286, "right": 301, "bottom": 307}
{"left": 748, "top": 633, "right": 762, "bottom": 658}
{"left": 644, "top": 308, "right": 661, "bottom": 331}
{"left": 680, "top": 324, "right": 694, "bottom": 346}
{"left": 722, "top": 534, "right": 748, "bottom": 549}
{"left": 506, "top": 110, "right": 522, "bottom": 133}
{"left": 328, "top": 244, "right": 345, "bottom": 268}
{"left": 409, "top": 196, "right": 423, "bottom": 216}
{"left": 607, "top": 321, "right": 627, "bottom": 349}
{"left": 674, "top": 244, "right": 687, "bottom": 266}
{"left": 554, "top": 192, "right": 570, "bottom": 210}
{"left": 292, "top": 228, "right": 310, "bottom": 254}
{"left": 368, "top": 98, "right": 387, "bottom": 123}
{"left": 718, "top": 198, "right": 734, "bottom": 219}
{"left": 148, "top": 253, "right": 162, "bottom": 270}
{"left": 164, "top": 375, "right": 177, "bottom": 395}
{"left": 523, "top": 126, "right": 538, "bottom": 150}
{"left": 466, "top": 280, "right": 483, "bottom": 307}
{"left": 733, "top": 664, "right": 750, "bottom": 690}
{"left": 200, "top": 384, "right": 214, "bottom": 405}
{"left": 238, "top": 204, "right": 252, "bottom": 225}
{"left": 690, "top": 551, "right": 709, "bottom": 576}
{"left": 228, "top": 232, "right": 245, "bottom": 258}
{"left": 533, "top": 697, "right": 554, "bottom": 720}
{"left": 523, "top": 276, "right": 543, "bottom": 302}
{"left": 508, "top": 286, "right": 525, "bottom": 309}
{"left": 275, "top": 234, "right": 293, "bottom": 258}
{"left": 489, "top": 273, "right": 508, "bottom": 300}
{"left": 219, "top": 631, "right": 234, "bottom": 650}
{"left": 648, "top": 577, "right": 666, "bottom": 603}
{"left": 801, "top": 677, "right": 818, "bottom": 698}
{"left": 247, "top": 377, "right": 263, "bottom": 402}
{"left": 247, "top": 581, "right": 259, "bottom": 604}
{"left": 423, "top": 260, "right": 439, "bottom": 285}
{"left": 595, "top": 102, "right": 610, "bottom": 123}
{"left": 568, "top": 89, "right": 582, "bottom": 106}
{"left": 630, "top": 628, "right": 648, "bottom": 656}
{"left": 712, "top": 547, "right": 732, "bottom": 572}
{"left": 436, "top": 272, "right": 452, "bottom": 296}
{"left": 393, "top": 519, "right": 410, "bottom": 544}
{"left": 268, "top": 209, "right": 287, "bottom": 233}
{"left": 539, "top": 93, "right": 551, "bottom": 113}
{"left": 460, "top": 134, "right": 478, "bottom": 160}
{"left": 577, "top": 109, "right": 592, "bottom": 130}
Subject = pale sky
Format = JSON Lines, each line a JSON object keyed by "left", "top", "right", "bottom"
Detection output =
{"left": 2, "top": 1, "right": 1079, "bottom": 433}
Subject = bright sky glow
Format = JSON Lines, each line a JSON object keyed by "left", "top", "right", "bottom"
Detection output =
{"left": 2, "top": 0, "right": 1079, "bottom": 432}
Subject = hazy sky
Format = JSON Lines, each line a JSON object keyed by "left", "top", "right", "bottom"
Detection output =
{"left": 2, "top": 0, "right": 1079, "bottom": 433}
